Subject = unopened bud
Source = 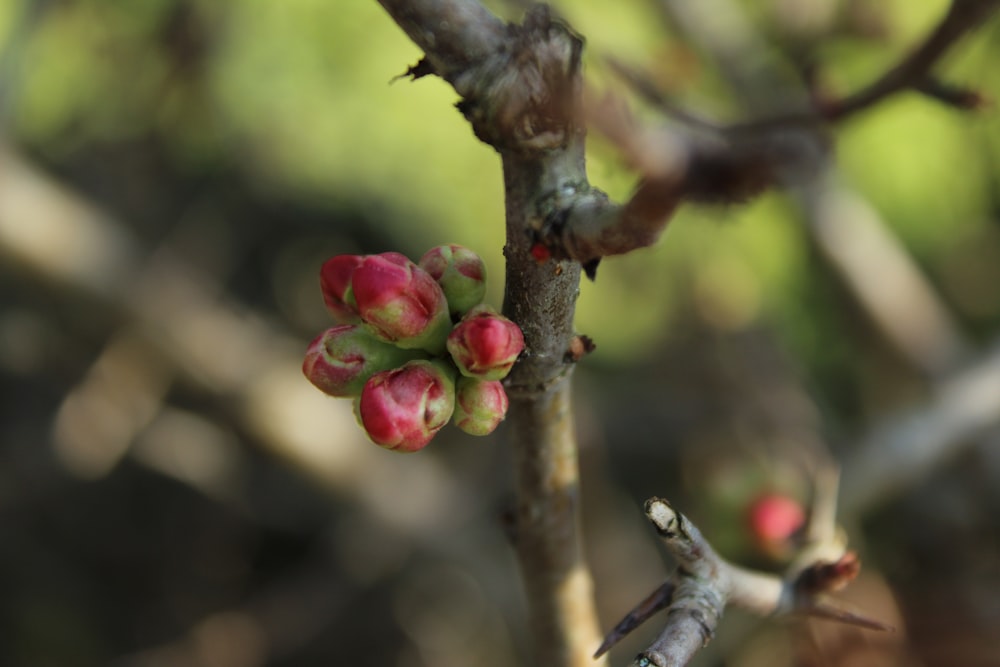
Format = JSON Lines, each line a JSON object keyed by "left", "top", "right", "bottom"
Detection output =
{"left": 747, "top": 493, "right": 805, "bottom": 559}
{"left": 319, "top": 254, "right": 364, "bottom": 323}
{"left": 352, "top": 252, "right": 452, "bottom": 353}
{"left": 418, "top": 244, "right": 487, "bottom": 317}
{"left": 302, "top": 325, "right": 422, "bottom": 397}
{"left": 446, "top": 305, "right": 525, "bottom": 380}
{"left": 453, "top": 377, "right": 508, "bottom": 436}
{"left": 358, "top": 359, "right": 456, "bottom": 452}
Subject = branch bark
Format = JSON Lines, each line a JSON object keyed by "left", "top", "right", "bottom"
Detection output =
{"left": 377, "top": 2, "right": 606, "bottom": 665}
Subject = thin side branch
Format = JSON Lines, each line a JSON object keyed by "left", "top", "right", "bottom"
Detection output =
{"left": 821, "top": 0, "right": 1000, "bottom": 121}
{"left": 532, "top": 0, "right": 999, "bottom": 270}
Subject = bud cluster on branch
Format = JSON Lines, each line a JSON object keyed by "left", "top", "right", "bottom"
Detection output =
{"left": 303, "top": 245, "right": 524, "bottom": 452}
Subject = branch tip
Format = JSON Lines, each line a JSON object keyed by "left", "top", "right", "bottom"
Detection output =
{"left": 645, "top": 497, "right": 679, "bottom": 536}
{"left": 915, "top": 78, "right": 990, "bottom": 110}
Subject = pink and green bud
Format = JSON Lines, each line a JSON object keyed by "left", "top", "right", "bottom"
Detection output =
{"left": 446, "top": 305, "right": 525, "bottom": 380}
{"left": 302, "top": 324, "right": 422, "bottom": 397}
{"left": 418, "top": 244, "right": 487, "bottom": 318}
{"left": 453, "top": 377, "right": 508, "bottom": 436}
{"left": 319, "top": 254, "right": 364, "bottom": 323}
{"left": 351, "top": 252, "right": 452, "bottom": 353}
{"left": 358, "top": 359, "right": 456, "bottom": 452}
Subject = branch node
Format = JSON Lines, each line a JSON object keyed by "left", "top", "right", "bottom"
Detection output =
{"left": 458, "top": 5, "right": 584, "bottom": 153}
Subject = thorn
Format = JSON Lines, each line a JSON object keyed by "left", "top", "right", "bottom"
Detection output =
{"left": 392, "top": 57, "right": 436, "bottom": 83}
{"left": 798, "top": 601, "right": 896, "bottom": 633}
{"left": 594, "top": 581, "right": 675, "bottom": 658}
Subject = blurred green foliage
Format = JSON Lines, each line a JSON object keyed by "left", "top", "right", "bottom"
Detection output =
{"left": 4, "top": 0, "right": 1000, "bottom": 372}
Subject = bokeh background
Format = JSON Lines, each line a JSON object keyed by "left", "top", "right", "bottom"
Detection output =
{"left": 2, "top": 0, "right": 1000, "bottom": 665}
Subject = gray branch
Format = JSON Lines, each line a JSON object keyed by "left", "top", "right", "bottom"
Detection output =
{"left": 604, "top": 497, "right": 886, "bottom": 667}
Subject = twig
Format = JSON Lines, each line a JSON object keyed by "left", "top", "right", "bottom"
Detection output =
{"left": 820, "top": 0, "right": 1000, "bottom": 122}
{"left": 601, "top": 496, "right": 888, "bottom": 666}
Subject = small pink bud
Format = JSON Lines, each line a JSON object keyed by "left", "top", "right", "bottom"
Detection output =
{"left": 530, "top": 243, "right": 551, "bottom": 263}
{"left": 747, "top": 493, "right": 805, "bottom": 557}
{"left": 446, "top": 305, "right": 525, "bottom": 380}
{"left": 351, "top": 252, "right": 452, "bottom": 353}
{"left": 358, "top": 359, "right": 456, "bottom": 452}
{"left": 418, "top": 244, "right": 487, "bottom": 317}
{"left": 319, "top": 254, "right": 364, "bottom": 323}
{"left": 453, "top": 377, "right": 509, "bottom": 436}
{"left": 302, "top": 325, "right": 422, "bottom": 397}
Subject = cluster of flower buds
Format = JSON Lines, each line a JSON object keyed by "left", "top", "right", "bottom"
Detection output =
{"left": 303, "top": 245, "right": 524, "bottom": 452}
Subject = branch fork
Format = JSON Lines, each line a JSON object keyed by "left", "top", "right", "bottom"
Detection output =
{"left": 597, "top": 492, "right": 892, "bottom": 667}
{"left": 528, "top": 0, "right": 999, "bottom": 274}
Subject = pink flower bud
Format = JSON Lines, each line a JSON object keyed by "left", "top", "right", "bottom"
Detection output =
{"left": 319, "top": 254, "right": 364, "bottom": 323}
{"left": 453, "top": 377, "right": 508, "bottom": 436}
{"left": 302, "top": 324, "right": 422, "bottom": 397}
{"left": 446, "top": 305, "right": 525, "bottom": 380}
{"left": 418, "top": 244, "right": 487, "bottom": 318}
{"left": 747, "top": 493, "right": 805, "bottom": 558}
{"left": 351, "top": 252, "right": 452, "bottom": 353}
{"left": 358, "top": 359, "right": 456, "bottom": 452}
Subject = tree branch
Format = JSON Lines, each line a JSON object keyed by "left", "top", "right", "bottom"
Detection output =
{"left": 370, "top": 2, "right": 998, "bottom": 664}
{"left": 374, "top": 2, "right": 606, "bottom": 665}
